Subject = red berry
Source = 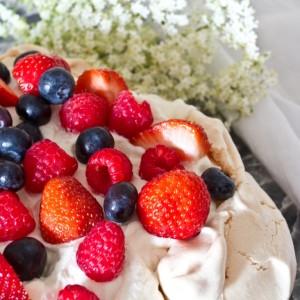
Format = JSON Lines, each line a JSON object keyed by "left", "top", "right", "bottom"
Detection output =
{"left": 137, "top": 170, "right": 210, "bottom": 240}
{"left": 109, "top": 91, "right": 153, "bottom": 138}
{"left": 0, "top": 191, "right": 35, "bottom": 242}
{"left": 40, "top": 176, "right": 103, "bottom": 244}
{"left": 12, "top": 53, "right": 70, "bottom": 96}
{"left": 23, "top": 139, "right": 78, "bottom": 193}
{"left": 131, "top": 119, "right": 211, "bottom": 161}
{"left": 75, "top": 69, "right": 128, "bottom": 105}
{"left": 0, "top": 253, "right": 29, "bottom": 300}
{"left": 59, "top": 93, "right": 110, "bottom": 133}
{"left": 57, "top": 284, "right": 100, "bottom": 300}
{"left": 139, "top": 144, "right": 184, "bottom": 181}
{"left": 0, "top": 79, "right": 19, "bottom": 107}
{"left": 76, "top": 220, "right": 125, "bottom": 282}
{"left": 86, "top": 148, "right": 133, "bottom": 195}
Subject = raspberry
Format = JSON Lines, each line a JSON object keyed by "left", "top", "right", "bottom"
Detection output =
{"left": 139, "top": 144, "right": 184, "bottom": 181}
{"left": 58, "top": 284, "right": 100, "bottom": 300}
{"left": 76, "top": 220, "right": 125, "bottom": 282}
{"left": 86, "top": 148, "right": 133, "bottom": 195}
{"left": 109, "top": 91, "right": 153, "bottom": 138}
{"left": 23, "top": 139, "right": 78, "bottom": 193}
{"left": 59, "top": 92, "right": 110, "bottom": 133}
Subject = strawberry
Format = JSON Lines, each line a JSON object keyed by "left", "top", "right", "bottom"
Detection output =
{"left": 109, "top": 90, "right": 153, "bottom": 138}
{"left": 139, "top": 144, "right": 184, "bottom": 181}
{"left": 0, "top": 191, "right": 35, "bottom": 242}
{"left": 57, "top": 284, "right": 100, "bottom": 300}
{"left": 12, "top": 53, "right": 70, "bottom": 96}
{"left": 0, "top": 253, "right": 29, "bottom": 300}
{"left": 131, "top": 119, "right": 211, "bottom": 161}
{"left": 0, "top": 79, "right": 19, "bottom": 107}
{"left": 75, "top": 69, "right": 128, "bottom": 105}
{"left": 59, "top": 92, "right": 110, "bottom": 133}
{"left": 39, "top": 176, "right": 103, "bottom": 244}
{"left": 86, "top": 148, "right": 133, "bottom": 195}
{"left": 23, "top": 139, "right": 78, "bottom": 193}
{"left": 76, "top": 220, "right": 125, "bottom": 282}
{"left": 137, "top": 169, "right": 210, "bottom": 240}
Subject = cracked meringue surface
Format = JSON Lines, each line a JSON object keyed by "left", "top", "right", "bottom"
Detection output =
{"left": 0, "top": 45, "right": 296, "bottom": 300}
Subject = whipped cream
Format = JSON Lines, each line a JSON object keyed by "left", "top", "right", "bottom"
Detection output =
{"left": 0, "top": 45, "right": 296, "bottom": 300}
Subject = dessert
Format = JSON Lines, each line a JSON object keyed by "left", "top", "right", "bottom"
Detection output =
{"left": 0, "top": 44, "right": 297, "bottom": 299}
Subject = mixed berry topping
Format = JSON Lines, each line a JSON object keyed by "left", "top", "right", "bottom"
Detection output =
{"left": 0, "top": 48, "right": 221, "bottom": 297}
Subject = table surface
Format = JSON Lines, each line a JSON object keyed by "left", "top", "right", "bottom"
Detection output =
{"left": 0, "top": 38, "right": 299, "bottom": 299}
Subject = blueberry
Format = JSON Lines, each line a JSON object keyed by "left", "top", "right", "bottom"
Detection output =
{"left": 201, "top": 167, "right": 235, "bottom": 201}
{"left": 0, "top": 127, "right": 32, "bottom": 163}
{"left": 0, "top": 106, "right": 12, "bottom": 128}
{"left": 0, "top": 160, "right": 24, "bottom": 191}
{"left": 16, "top": 121, "right": 43, "bottom": 143}
{"left": 16, "top": 94, "right": 51, "bottom": 126}
{"left": 38, "top": 67, "right": 75, "bottom": 104}
{"left": 3, "top": 237, "right": 47, "bottom": 281}
{"left": 13, "top": 50, "right": 39, "bottom": 66}
{"left": 0, "top": 62, "right": 10, "bottom": 84}
{"left": 104, "top": 182, "right": 138, "bottom": 223}
{"left": 75, "top": 127, "right": 115, "bottom": 164}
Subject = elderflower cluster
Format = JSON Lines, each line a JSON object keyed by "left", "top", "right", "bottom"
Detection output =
{"left": 0, "top": 0, "right": 275, "bottom": 125}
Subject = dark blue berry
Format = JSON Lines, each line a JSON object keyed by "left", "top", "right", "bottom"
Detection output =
{"left": 38, "top": 67, "right": 75, "bottom": 104}
{"left": 3, "top": 237, "right": 47, "bottom": 281}
{"left": 0, "top": 106, "right": 12, "bottom": 128}
{"left": 0, "top": 127, "right": 32, "bottom": 163}
{"left": 16, "top": 121, "right": 43, "bottom": 143}
{"left": 75, "top": 126, "right": 115, "bottom": 164}
{"left": 104, "top": 182, "right": 138, "bottom": 223}
{"left": 201, "top": 167, "right": 235, "bottom": 201}
{"left": 16, "top": 94, "right": 51, "bottom": 126}
{"left": 13, "top": 50, "right": 39, "bottom": 66}
{"left": 0, "top": 62, "right": 10, "bottom": 84}
{"left": 0, "top": 160, "right": 24, "bottom": 192}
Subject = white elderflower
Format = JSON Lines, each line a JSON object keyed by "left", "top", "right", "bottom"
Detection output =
{"left": 0, "top": 0, "right": 275, "bottom": 126}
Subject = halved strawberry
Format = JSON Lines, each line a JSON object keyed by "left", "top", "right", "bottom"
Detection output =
{"left": 0, "top": 253, "right": 29, "bottom": 300}
{"left": 131, "top": 119, "right": 211, "bottom": 161}
{"left": 12, "top": 53, "right": 70, "bottom": 95}
{"left": 0, "top": 79, "right": 19, "bottom": 107}
{"left": 75, "top": 69, "right": 128, "bottom": 105}
{"left": 40, "top": 176, "right": 104, "bottom": 244}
